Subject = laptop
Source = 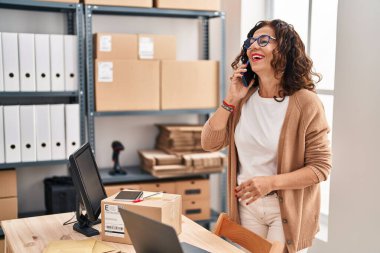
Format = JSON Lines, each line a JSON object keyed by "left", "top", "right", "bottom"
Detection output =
{"left": 118, "top": 208, "right": 210, "bottom": 253}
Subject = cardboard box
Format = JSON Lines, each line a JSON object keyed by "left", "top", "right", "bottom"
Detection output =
{"left": 95, "top": 59, "right": 160, "bottom": 111}
{"left": 83, "top": 0, "right": 152, "bottom": 8}
{"left": 101, "top": 191, "right": 182, "bottom": 244}
{"left": 94, "top": 33, "right": 138, "bottom": 60}
{"left": 161, "top": 60, "right": 219, "bottom": 110}
{"left": 0, "top": 170, "right": 17, "bottom": 198}
{"left": 182, "top": 199, "right": 210, "bottom": 220}
{"left": 142, "top": 164, "right": 191, "bottom": 178}
{"left": 105, "top": 184, "right": 141, "bottom": 197}
{"left": 154, "top": 0, "right": 221, "bottom": 11}
{"left": 176, "top": 179, "right": 209, "bottom": 200}
{"left": 140, "top": 182, "right": 176, "bottom": 194}
{"left": 138, "top": 149, "right": 182, "bottom": 167}
{"left": 0, "top": 197, "right": 18, "bottom": 223}
{"left": 138, "top": 34, "right": 176, "bottom": 60}
{"left": 183, "top": 152, "right": 227, "bottom": 169}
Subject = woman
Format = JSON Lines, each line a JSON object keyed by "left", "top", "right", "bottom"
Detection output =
{"left": 201, "top": 20, "right": 331, "bottom": 253}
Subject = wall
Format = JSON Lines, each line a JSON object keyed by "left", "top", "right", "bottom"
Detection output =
{"left": 310, "top": 0, "right": 380, "bottom": 252}
{"left": 241, "top": 0, "right": 267, "bottom": 44}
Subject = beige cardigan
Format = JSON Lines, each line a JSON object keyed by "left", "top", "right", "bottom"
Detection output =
{"left": 201, "top": 88, "right": 331, "bottom": 253}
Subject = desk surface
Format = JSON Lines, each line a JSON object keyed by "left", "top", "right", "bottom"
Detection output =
{"left": 1, "top": 213, "right": 244, "bottom": 253}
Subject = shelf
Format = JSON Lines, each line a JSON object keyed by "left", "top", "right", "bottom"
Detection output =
{"left": 0, "top": 91, "right": 79, "bottom": 98}
{"left": 99, "top": 165, "right": 219, "bottom": 185}
{"left": 0, "top": 160, "right": 68, "bottom": 169}
{"left": 93, "top": 108, "right": 215, "bottom": 117}
{"left": 88, "top": 5, "right": 224, "bottom": 19}
{"left": 0, "top": 0, "right": 79, "bottom": 11}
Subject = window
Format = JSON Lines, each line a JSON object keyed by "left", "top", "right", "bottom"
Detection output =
{"left": 269, "top": 0, "right": 338, "bottom": 241}
{"left": 271, "top": 0, "right": 310, "bottom": 46}
{"left": 310, "top": 0, "right": 338, "bottom": 222}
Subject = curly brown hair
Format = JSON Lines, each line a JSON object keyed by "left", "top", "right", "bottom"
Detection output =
{"left": 232, "top": 19, "right": 321, "bottom": 98}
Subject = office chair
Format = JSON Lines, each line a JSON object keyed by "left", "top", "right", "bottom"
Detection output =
{"left": 214, "top": 213, "right": 284, "bottom": 253}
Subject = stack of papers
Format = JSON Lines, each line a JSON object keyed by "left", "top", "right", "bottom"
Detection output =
{"left": 43, "top": 239, "right": 120, "bottom": 253}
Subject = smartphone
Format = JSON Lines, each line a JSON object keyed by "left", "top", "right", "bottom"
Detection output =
{"left": 114, "top": 190, "right": 143, "bottom": 202}
{"left": 242, "top": 60, "right": 256, "bottom": 87}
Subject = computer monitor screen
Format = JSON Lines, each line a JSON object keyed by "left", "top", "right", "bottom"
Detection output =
{"left": 69, "top": 143, "right": 107, "bottom": 222}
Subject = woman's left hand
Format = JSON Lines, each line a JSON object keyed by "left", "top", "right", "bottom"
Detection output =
{"left": 235, "top": 176, "right": 275, "bottom": 205}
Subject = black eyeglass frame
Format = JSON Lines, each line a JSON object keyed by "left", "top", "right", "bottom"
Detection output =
{"left": 243, "top": 35, "right": 276, "bottom": 49}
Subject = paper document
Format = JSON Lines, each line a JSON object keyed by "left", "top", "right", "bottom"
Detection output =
{"left": 43, "top": 239, "right": 120, "bottom": 253}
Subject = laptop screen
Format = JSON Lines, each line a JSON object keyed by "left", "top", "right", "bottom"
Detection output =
{"left": 118, "top": 208, "right": 209, "bottom": 253}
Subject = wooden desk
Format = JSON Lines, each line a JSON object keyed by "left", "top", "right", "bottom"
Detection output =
{"left": 1, "top": 213, "right": 244, "bottom": 253}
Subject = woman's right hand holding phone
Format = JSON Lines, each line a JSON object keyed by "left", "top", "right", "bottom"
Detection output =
{"left": 226, "top": 63, "right": 254, "bottom": 106}
{"left": 205, "top": 63, "right": 253, "bottom": 132}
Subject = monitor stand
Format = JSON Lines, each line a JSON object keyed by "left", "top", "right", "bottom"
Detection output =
{"left": 73, "top": 200, "right": 100, "bottom": 237}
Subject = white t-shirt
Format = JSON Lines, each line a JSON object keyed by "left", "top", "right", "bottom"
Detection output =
{"left": 235, "top": 89, "right": 289, "bottom": 185}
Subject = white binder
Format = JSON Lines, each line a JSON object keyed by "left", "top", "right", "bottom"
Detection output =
{"left": 35, "top": 34, "right": 51, "bottom": 91}
{"left": 4, "top": 106, "right": 21, "bottom": 163}
{"left": 64, "top": 35, "right": 78, "bottom": 91}
{"left": 65, "top": 104, "right": 80, "bottom": 157}
{"left": 2, "top": 33, "right": 20, "bottom": 91}
{"left": 19, "top": 33, "right": 36, "bottom": 91}
{"left": 35, "top": 105, "right": 52, "bottom": 161}
{"left": 50, "top": 104, "right": 66, "bottom": 160}
{"left": 0, "top": 32, "right": 4, "bottom": 92}
{"left": 20, "top": 105, "right": 36, "bottom": 162}
{"left": 0, "top": 106, "right": 4, "bottom": 163}
{"left": 50, "top": 35, "right": 65, "bottom": 91}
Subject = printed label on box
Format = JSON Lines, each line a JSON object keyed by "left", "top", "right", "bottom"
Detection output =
{"left": 139, "top": 37, "right": 154, "bottom": 59}
{"left": 104, "top": 204, "right": 125, "bottom": 238}
{"left": 100, "top": 35, "right": 112, "bottom": 52}
{"left": 98, "top": 62, "right": 113, "bottom": 82}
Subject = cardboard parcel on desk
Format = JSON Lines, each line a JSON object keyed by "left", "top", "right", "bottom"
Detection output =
{"left": 101, "top": 191, "right": 182, "bottom": 244}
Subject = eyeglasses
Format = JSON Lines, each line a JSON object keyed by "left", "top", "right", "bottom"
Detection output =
{"left": 243, "top": 34, "right": 276, "bottom": 49}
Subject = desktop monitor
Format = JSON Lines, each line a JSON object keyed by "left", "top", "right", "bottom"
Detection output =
{"left": 68, "top": 142, "right": 107, "bottom": 237}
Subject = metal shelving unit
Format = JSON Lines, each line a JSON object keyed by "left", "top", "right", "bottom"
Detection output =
{"left": 99, "top": 165, "right": 222, "bottom": 185}
{"left": 0, "top": 159, "right": 68, "bottom": 170}
{"left": 0, "top": 0, "right": 86, "bottom": 169}
{"left": 0, "top": 0, "right": 79, "bottom": 11}
{"left": 0, "top": 92, "right": 78, "bottom": 97}
{"left": 93, "top": 108, "right": 216, "bottom": 117}
{"left": 84, "top": 5, "right": 226, "bottom": 153}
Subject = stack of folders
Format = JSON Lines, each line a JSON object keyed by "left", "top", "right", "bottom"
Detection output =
{"left": 0, "top": 32, "right": 78, "bottom": 92}
{"left": 0, "top": 104, "right": 80, "bottom": 164}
